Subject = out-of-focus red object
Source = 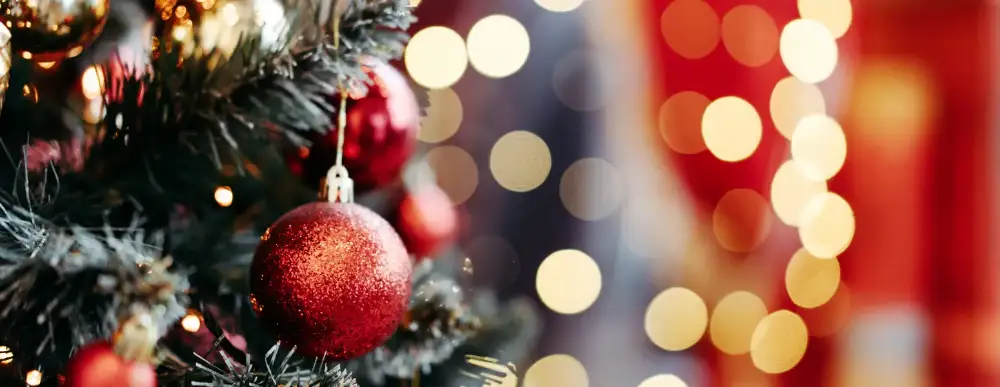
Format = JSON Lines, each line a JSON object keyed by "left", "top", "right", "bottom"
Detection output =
{"left": 396, "top": 185, "right": 458, "bottom": 259}
{"left": 64, "top": 341, "right": 156, "bottom": 387}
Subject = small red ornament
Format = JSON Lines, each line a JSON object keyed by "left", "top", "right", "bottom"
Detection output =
{"left": 300, "top": 61, "right": 420, "bottom": 192}
{"left": 64, "top": 341, "right": 156, "bottom": 387}
{"left": 395, "top": 185, "right": 457, "bottom": 258}
{"left": 249, "top": 201, "right": 412, "bottom": 360}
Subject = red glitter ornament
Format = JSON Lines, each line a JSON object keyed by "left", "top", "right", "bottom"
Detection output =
{"left": 249, "top": 201, "right": 412, "bottom": 360}
{"left": 299, "top": 61, "right": 420, "bottom": 192}
{"left": 395, "top": 185, "right": 457, "bottom": 258}
{"left": 64, "top": 341, "right": 156, "bottom": 387}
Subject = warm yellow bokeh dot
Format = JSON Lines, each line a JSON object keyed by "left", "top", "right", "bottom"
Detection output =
{"left": 405, "top": 26, "right": 468, "bottom": 89}
{"left": 702, "top": 96, "right": 762, "bottom": 162}
{"left": 713, "top": 189, "right": 771, "bottom": 253}
{"left": 785, "top": 249, "right": 840, "bottom": 308}
{"left": 750, "top": 310, "right": 809, "bottom": 374}
{"left": 638, "top": 374, "right": 688, "bottom": 387}
{"left": 770, "top": 76, "right": 826, "bottom": 139}
{"left": 791, "top": 114, "right": 847, "bottom": 181}
{"left": 0, "top": 345, "right": 12, "bottom": 364}
{"left": 721, "top": 5, "right": 779, "bottom": 67}
{"left": 214, "top": 186, "right": 233, "bottom": 207}
{"left": 25, "top": 370, "right": 42, "bottom": 386}
{"left": 425, "top": 146, "right": 479, "bottom": 205}
{"left": 779, "top": 19, "right": 838, "bottom": 84}
{"left": 798, "top": 0, "right": 853, "bottom": 38}
{"left": 490, "top": 131, "right": 552, "bottom": 193}
{"left": 536, "top": 250, "right": 602, "bottom": 314}
{"left": 659, "top": 91, "right": 710, "bottom": 154}
{"left": 181, "top": 312, "right": 202, "bottom": 332}
{"left": 535, "top": 0, "right": 585, "bottom": 12}
{"left": 645, "top": 287, "right": 708, "bottom": 351}
{"left": 560, "top": 158, "right": 623, "bottom": 221}
{"left": 799, "top": 192, "right": 855, "bottom": 259}
{"left": 418, "top": 88, "right": 463, "bottom": 143}
{"left": 81, "top": 66, "right": 105, "bottom": 100}
{"left": 524, "top": 354, "right": 589, "bottom": 387}
{"left": 710, "top": 291, "right": 768, "bottom": 355}
{"left": 661, "top": 0, "right": 720, "bottom": 60}
{"left": 467, "top": 15, "right": 531, "bottom": 79}
{"left": 770, "top": 160, "right": 828, "bottom": 226}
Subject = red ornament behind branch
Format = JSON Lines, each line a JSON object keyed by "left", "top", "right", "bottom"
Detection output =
{"left": 65, "top": 341, "right": 157, "bottom": 387}
{"left": 395, "top": 185, "right": 457, "bottom": 259}
{"left": 299, "top": 60, "right": 420, "bottom": 193}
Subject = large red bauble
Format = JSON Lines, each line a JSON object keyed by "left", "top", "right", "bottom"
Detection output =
{"left": 249, "top": 202, "right": 412, "bottom": 359}
{"left": 301, "top": 61, "right": 420, "bottom": 192}
{"left": 64, "top": 341, "right": 156, "bottom": 387}
{"left": 395, "top": 185, "right": 457, "bottom": 258}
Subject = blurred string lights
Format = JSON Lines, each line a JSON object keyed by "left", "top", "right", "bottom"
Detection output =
{"left": 403, "top": 3, "right": 634, "bottom": 385}
{"left": 650, "top": 0, "right": 856, "bottom": 378}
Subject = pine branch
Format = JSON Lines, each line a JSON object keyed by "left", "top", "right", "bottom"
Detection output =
{"left": 158, "top": 344, "right": 358, "bottom": 387}
{"left": 350, "top": 261, "right": 480, "bottom": 382}
{"left": 0, "top": 195, "right": 188, "bottom": 368}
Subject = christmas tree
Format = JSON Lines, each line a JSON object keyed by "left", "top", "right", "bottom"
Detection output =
{"left": 0, "top": 0, "right": 538, "bottom": 385}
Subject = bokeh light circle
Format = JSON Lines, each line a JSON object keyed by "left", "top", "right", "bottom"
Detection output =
{"left": 535, "top": 0, "right": 585, "bottom": 13}
{"left": 536, "top": 250, "right": 602, "bottom": 314}
{"left": 750, "top": 310, "right": 809, "bottom": 374}
{"left": 791, "top": 114, "right": 847, "bottom": 181}
{"left": 770, "top": 160, "right": 828, "bottom": 226}
{"left": 785, "top": 248, "right": 841, "bottom": 308}
{"left": 638, "top": 374, "right": 688, "bottom": 387}
{"left": 659, "top": 91, "right": 710, "bottom": 154}
{"left": 405, "top": 26, "right": 468, "bottom": 89}
{"left": 418, "top": 88, "right": 463, "bottom": 143}
{"left": 798, "top": 0, "right": 853, "bottom": 38}
{"left": 713, "top": 189, "right": 771, "bottom": 253}
{"left": 770, "top": 76, "right": 826, "bottom": 139}
{"left": 702, "top": 96, "right": 763, "bottom": 162}
{"left": 721, "top": 5, "right": 779, "bottom": 67}
{"left": 710, "top": 291, "right": 768, "bottom": 355}
{"left": 425, "top": 146, "right": 479, "bottom": 205}
{"left": 524, "top": 354, "right": 589, "bottom": 387}
{"left": 490, "top": 131, "right": 552, "bottom": 192}
{"left": 645, "top": 287, "right": 708, "bottom": 351}
{"left": 467, "top": 15, "right": 531, "bottom": 78}
{"left": 799, "top": 192, "right": 855, "bottom": 258}
{"left": 660, "top": 0, "right": 720, "bottom": 60}
{"left": 779, "top": 19, "right": 838, "bottom": 84}
{"left": 560, "top": 158, "right": 624, "bottom": 221}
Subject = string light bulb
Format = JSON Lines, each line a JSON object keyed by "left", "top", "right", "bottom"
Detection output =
{"left": 0, "top": 345, "right": 11, "bottom": 364}
{"left": 81, "top": 66, "right": 104, "bottom": 100}
{"left": 214, "top": 186, "right": 233, "bottom": 207}
{"left": 181, "top": 311, "right": 202, "bottom": 332}
{"left": 25, "top": 369, "right": 42, "bottom": 386}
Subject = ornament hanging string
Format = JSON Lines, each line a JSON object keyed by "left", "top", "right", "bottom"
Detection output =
{"left": 323, "top": 1, "right": 355, "bottom": 204}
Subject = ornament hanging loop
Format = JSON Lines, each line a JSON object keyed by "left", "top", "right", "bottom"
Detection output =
{"left": 321, "top": 165, "right": 355, "bottom": 203}
{"left": 317, "top": 0, "right": 353, "bottom": 204}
